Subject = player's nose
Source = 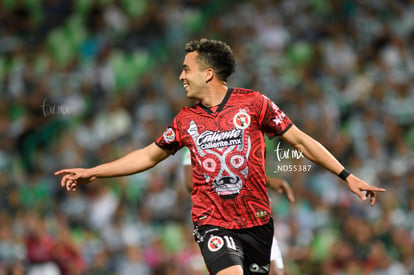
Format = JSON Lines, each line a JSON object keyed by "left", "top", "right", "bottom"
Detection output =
{"left": 179, "top": 70, "right": 185, "bottom": 81}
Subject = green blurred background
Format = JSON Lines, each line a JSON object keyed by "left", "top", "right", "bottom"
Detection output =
{"left": 1, "top": 0, "right": 413, "bottom": 274}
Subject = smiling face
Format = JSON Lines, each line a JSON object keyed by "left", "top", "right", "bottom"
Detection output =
{"left": 179, "top": 51, "right": 212, "bottom": 100}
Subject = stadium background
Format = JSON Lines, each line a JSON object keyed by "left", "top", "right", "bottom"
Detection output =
{"left": 1, "top": 0, "right": 413, "bottom": 274}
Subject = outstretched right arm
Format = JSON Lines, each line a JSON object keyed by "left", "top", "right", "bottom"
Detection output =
{"left": 54, "top": 143, "right": 171, "bottom": 191}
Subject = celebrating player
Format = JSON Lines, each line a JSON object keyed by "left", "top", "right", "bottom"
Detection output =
{"left": 55, "top": 38, "right": 386, "bottom": 275}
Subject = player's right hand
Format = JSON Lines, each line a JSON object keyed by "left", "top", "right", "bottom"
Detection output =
{"left": 54, "top": 168, "right": 97, "bottom": 191}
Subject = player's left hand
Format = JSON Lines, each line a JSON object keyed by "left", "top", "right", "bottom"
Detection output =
{"left": 278, "top": 180, "right": 295, "bottom": 203}
{"left": 267, "top": 178, "right": 295, "bottom": 203}
{"left": 345, "top": 174, "right": 386, "bottom": 206}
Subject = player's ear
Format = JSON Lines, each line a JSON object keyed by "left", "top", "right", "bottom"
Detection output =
{"left": 205, "top": 68, "right": 214, "bottom": 83}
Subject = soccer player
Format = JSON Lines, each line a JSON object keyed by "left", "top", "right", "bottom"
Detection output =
{"left": 182, "top": 147, "right": 293, "bottom": 275}
{"left": 55, "top": 38, "right": 386, "bottom": 275}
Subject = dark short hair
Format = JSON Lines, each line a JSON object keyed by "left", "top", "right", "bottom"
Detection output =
{"left": 185, "top": 38, "right": 236, "bottom": 81}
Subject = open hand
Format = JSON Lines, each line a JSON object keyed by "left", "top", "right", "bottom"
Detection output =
{"left": 54, "top": 168, "right": 97, "bottom": 191}
{"left": 346, "top": 174, "right": 386, "bottom": 206}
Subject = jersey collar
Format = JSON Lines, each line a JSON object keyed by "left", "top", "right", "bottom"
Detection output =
{"left": 199, "top": 87, "right": 234, "bottom": 115}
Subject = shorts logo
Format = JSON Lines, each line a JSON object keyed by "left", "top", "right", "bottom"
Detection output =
{"left": 249, "top": 263, "right": 269, "bottom": 273}
{"left": 163, "top": 128, "right": 176, "bottom": 143}
{"left": 207, "top": 235, "right": 224, "bottom": 252}
{"left": 233, "top": 109, "right": 250, "bottom": 130}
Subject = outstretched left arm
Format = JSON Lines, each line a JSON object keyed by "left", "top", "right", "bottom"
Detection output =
{"left": 281, "top": 125, "right": 386, "bottom": 205}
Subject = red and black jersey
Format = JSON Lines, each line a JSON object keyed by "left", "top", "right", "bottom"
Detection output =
{"left": 156, "top": 88, "right": 292, "bottom": 229}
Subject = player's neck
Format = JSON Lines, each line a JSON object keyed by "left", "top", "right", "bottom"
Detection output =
{"left": 200, "top": 84, "right": 228, "bottom": 107}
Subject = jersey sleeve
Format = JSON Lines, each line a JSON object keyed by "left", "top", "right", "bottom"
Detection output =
{"left": 258, "top": 94, "right": 293, "bottom": 139}
{"left": 155, "top": 116, "right": 183, "bottom": 155}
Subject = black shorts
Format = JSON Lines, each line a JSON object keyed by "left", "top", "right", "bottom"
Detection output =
{"left": 193, "top": 219, "right": 274, "bottom": 275}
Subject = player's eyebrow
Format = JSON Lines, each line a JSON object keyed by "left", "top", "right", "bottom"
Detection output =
{"left": 182, "top": 64, "right": 191, "bottom": 71}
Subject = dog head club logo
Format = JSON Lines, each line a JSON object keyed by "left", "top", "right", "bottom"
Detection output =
{"left": 207, "top": 235, "right": 224, "bottom": 252}
{"left": 163, "top": 128, "right": 176, "bottom": 143}
{"left": 233, "top": 109, "right": 250, "bottom": 130}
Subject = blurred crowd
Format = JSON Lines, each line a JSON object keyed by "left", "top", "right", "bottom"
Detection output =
{"left": 1, "top": 0, "right": 414, "bottom": 274}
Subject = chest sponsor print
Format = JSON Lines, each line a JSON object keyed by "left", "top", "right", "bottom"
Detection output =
{"left": 187, "top": 118, "right": 251, "bottom": 199}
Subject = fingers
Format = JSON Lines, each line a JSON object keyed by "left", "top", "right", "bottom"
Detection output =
{"left": 359, "top": 192, "right": 367, "bottom": 202}
{"left": 55, "top": 168, "right": 95, "bottom": 192}
{"left": 58, "top": 171, "right": 80, "bottom": 191}
{"left": 287, "top": 193, "right": 295, "bottom": 203}
{"left": 62, "top": 177, "right": 77, "bottom": 191}
{"left": 61, "top": 173, "right": 76, "bottom": 187}
{"left": 64, "top": 179, "right": 77, "bottom": 191}
{"left": 351, "top": 186, "right": 367, "bottom": 202}
{"left": 367, "top": 190, "right": 376, "bottom": 206}
{"left": 356, "top": 190, "right": 378, "bottom": 206}
{"left": 370, "top": 195, "right": 376, "bottom": 206}
{"left": 365, "top": 186, "right": 386, "bottom": 192}
{"left": 283, "top": 187, "right": 295, "bottom": 203}
{"left": 361, "top": 186, "right": 385, "bottom": 206}
{"left": 68, "top": 180, "right": 77, "bottom": 191}
{"left": 54, "top": 169, "right": 74, "bottom": 176}
{"left": 348, "top": 179, "right": 385, "bottom": 206}
{"left": 282, "top": 183, "right": 295, "bottom": 203}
